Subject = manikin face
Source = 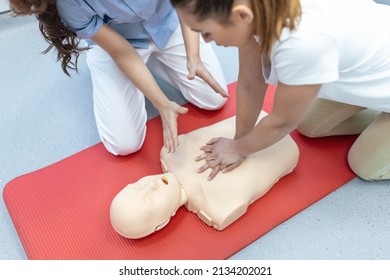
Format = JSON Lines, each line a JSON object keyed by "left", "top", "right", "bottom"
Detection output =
{"left": 110, "top": 173, "right": 183, "bottom": 239}
{"left": 176, "top": 4, "right": 254, "bottom": 47}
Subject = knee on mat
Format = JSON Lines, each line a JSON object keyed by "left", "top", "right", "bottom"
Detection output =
{"left": 102, "top": 134, "right": 145, "bottom": 156}
{"left": 198, "top": 95, "right": 227, "bottom": 111}
{"left": 185, "top": 86, "right": 227, "bottom": 110}
{"left": 296, "top": 124, "right": 321, "bottom": 138}
{"left": 347, "top": 150, "right": 390, "bottom": 181}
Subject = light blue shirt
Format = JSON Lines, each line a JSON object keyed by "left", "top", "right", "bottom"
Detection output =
{"left": 56, "top": 0, "right": 179, "bottom": 49}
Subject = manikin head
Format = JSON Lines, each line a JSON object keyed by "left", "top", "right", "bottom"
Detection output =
{"left": 110, "top": 173, "right": 187, "bottom": 239}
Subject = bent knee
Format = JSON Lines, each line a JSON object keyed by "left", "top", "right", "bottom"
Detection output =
{"left": 101, "top": 130, "right": 146, "bottom": 156}
{"left": 348, "top": 150, "right": 390, "bottom": 181}
{"left": 184, "top": 84, "right": 227, "bottom": 111}
{"left": 104, "top": 138, "right": 144, "bottom": 156}
{"left": 205, "top": 96, "right": 227, "bottom": 110}
{"left": 296, "top": 124, "right": 321, "bottom": 138}
{"left": 196, "top": 94, "right": 227, "bottom": 111}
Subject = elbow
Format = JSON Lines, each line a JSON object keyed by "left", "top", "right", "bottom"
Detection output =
{"left": 264, "top": 115, "right": 297, "bottom": 137}
{"left": 278, "top": 122, "right": 297, "bottom": 137}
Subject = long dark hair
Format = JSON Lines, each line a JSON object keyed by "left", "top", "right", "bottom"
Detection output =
{"left": 171, "top": 0, "right": 234, "bottom": 22}
{"left": 171, "top": 0, "right": 301, "bottom": 56}
{"left": 9, "top": 0, "right": 89, "bottom": 76}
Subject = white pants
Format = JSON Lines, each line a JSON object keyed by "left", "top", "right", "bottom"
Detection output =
{"left": 297, "top": 98, "right": 390, "bottom": 181}
{"left": 86, "top": 27, "right": 227, "bottom": 156}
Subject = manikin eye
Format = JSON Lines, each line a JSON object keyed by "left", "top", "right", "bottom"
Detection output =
{"left": 161, "top": 176, "right": 169, "bottom": 185}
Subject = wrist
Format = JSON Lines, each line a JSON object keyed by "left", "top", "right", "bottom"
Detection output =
{"left": 234, "top": 137, "right": 248, "bottom": 158}
{"left": 152, "top": 96, "right": 170, "bottom": 110}
{"left": 186, "top": 55, "right": 200, "bottom": 67}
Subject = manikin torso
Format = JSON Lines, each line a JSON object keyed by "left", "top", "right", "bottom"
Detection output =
{"left": 160, "top": 112, "right": 299, "bottom": 230}
{"left": 110, "top": 112, "right": 299, "bottom": 239}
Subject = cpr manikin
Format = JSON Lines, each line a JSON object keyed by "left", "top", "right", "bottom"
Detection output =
{"left": 110, "top": 112, "right": 299, "bottom": 239}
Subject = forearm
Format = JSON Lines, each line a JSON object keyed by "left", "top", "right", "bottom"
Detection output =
{"left": 178, "top": 15, "right": 200, "bottom": 61}
{"left": 235, "top": 38, "right": 267, "bottom": 138}
{"left": 236, "top": 114, "right": 295, "bottom": 156}
{"left": 113, "top": 51, "right": 170, "bottom": 109}
{"left": 236, "top": 82, "right": 321, "bottom": 156}
{"left": 235, "top": 82, "right": 266, "bottom": 138}
{"left": 92, "top": 24, "right": 170, "bottom": 110}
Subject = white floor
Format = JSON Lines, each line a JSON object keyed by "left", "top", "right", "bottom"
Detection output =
{"left": 0, "top": 0, "right": 9, "bottom": 12}
{"left": 1, "top": 1, "right": 390, "bottom": 260}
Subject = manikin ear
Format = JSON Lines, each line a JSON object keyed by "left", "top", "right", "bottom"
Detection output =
{"left": 155, "top": 219, "right": 170, "bottom": 232}
{"left": 231, "top": 4, "right": 254, "bottom": 24}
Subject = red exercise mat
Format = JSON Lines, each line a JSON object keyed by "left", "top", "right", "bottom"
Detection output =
{"left": 3, "top": 83, "right": 357, "bottom": 260}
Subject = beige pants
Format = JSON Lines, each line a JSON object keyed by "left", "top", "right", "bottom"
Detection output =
{"left": 297, "top": 98, "right": 390, "bottom": 181}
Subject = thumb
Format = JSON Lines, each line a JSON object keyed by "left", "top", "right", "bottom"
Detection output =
{"left": 187, "top": 68, "right": 196, "bottom": 80}
{"left": 177, "top": 106, "right": 189, "bottom": 115}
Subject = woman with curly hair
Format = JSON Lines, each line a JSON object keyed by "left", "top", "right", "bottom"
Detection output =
{"left": 9, "top": 0, "right": 228, "bottom": 155}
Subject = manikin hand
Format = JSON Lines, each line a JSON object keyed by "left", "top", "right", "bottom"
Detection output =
{"left": 187, "top": 57, "right": 229, "bottom": 98}
{"left": 195, "top": 137, "right": 245, "bottom": 180}
{"left": 158, "top": 101, "right": 189, "bottom": 153}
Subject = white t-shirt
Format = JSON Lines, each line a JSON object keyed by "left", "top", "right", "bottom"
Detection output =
{"left": 265, "top": 0, "right": 390, "bottom": 113}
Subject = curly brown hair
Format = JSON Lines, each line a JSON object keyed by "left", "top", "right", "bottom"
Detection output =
{"left": 9, "top": 0, "right": 89, "bottom": 76}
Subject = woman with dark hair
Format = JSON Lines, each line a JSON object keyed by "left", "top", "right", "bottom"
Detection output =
{"left": 9, "top": 0, "right": 228, "bottom": 155}
{"left": 172, "top": 0, "right": 390, "bottom": 182}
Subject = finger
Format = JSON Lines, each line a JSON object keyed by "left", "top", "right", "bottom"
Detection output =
{"left": 173, "top": 133, "right": 179, "bottom": 149}
{"left": 198, "top": 72, "right": 229, "bottom": 98}
{"left": 168, "top": 123, "right": 179, "bottom": 151}
{"left": 164, "top": 134, "right": 173, "bottom": 153}
{"left": 222, "top": 161, "right": 242, "bottom": 173}
{"left": 164, "top": 141, "right": 171, "bottom": 154}
{"left": 164, "top": 132, "right": 176, "bottom": 154}
{"left": 187, "top": 71, "right": 196, "bottom": 80}
{"left": 170, "top": 142, "right": 176, "bottom": 153}
{"left": 204, "top": 153, "right": 218, "bottom": 163}
{"left": 177, "top": 105, "right": 189, "bottom": 115}
{"left": 199, "top": 145, "right": 212, "bottom": 153}
{"left": 196, "top": 162, "right": 210, "bottom": 173}
{"left": 207, "top": 167, "right": 221, "bottom": 181}
{"left": 194, "top": 153, "right": 206, "bottom": 162}
{"left": 169, "top": 141, "right": 177, "bottom": 154}
{"left": 187, "top": 65, "right": 196, "bottom": 80}
{"left": 165, "top": 125, "right": 177, "bottom": 153}
{"left": 207, "top": 158, "right": 220, "bottom": 169}
{"left": 206, "top": 137, "right": 220, "bottom": 145}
